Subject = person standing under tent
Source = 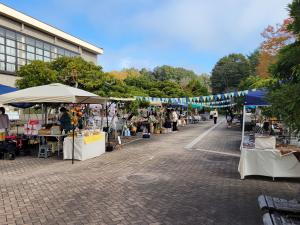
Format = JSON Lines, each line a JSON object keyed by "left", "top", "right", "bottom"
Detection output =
{"left": 59, "top": 107, "right": 72, "bottom": 133}
{"left": 213, "top": 108, "right": 218, "bottom": 124}
{"left": 0, "top": 107, "right": 10, "bottom": 134}
{"left": 171, "top": 109, "right": 179, "bottom": 131}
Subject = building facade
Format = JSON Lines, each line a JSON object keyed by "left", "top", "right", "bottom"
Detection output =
{"left": 0, "top": 3, "right": 103, "bottom": 87}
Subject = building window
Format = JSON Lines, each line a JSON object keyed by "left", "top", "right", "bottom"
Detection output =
{"left": 6, "top": 30, "right": 16, "bottom": 40}
{"left": 51, "top": 52, "right": 57, "bottom": 59}
{"left": 6, "top": 39, "right": 16, "bottom": 48}
{"left": 17, "top": 34, "right": 25, "bottom": 43}
{"left": 0, "top": 27, "right": 4, "bottom": 36}
{"left": 36, "top": 55, "right": 43, "bottom": 61}
{"left": 57, "top": 48, "right": 64, "bottom": 55}
{"left": 6, "top": 63, "right": 15, "bottom": 72}
{"left": 27, "top": 45, "right": 35, "bottom": 53}
{"left": 0, "top": 45, "right": 4, "bottom": 54}
{"left": 0, "top": 25, "right": 79, "bottom": 75}
{"left": 17, "top": 50, "right": 26, "bottom": 58}
{"left": 44, "top": 57, "right": 50, "bottom": 62}
{"left": 0, "top": 62, "right": 4, "bottom": 70}
{"left": 44, "top": 50, "right": 50, "bottom": 58}
{"left": 6, "top": 47, "right": 16, "bottom": 56}
{"left": 17, "top": 42, "right": 26, "bottom": 50}
{"left": 36, "top": 48, "right": 43, "bottom": 55}
{"left": 51, "top": 45, "right": 57, "bottom": 53}
{"left": 44, "top": 43, "right": 50, "bottom": 51}
{"left": 7, "top": 55, "right": 16, "bottom": 64}
{"left": 17, "top": 58, "right": 26, "bottom": 65}
{"left": 26, "top": 37, "right": 35, "bottom": 46}
{"left": 36, "top": 40, "right": 43, "bottom": 48}
{"left": 26, "top": 52, "right": 35, "bottom": 60}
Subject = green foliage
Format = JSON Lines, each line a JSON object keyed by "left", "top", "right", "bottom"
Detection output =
{"left": 267, "top": 0, "right": 300, "bottom": 133}
{"left": 211, "top": 53, "right": 250, "bottom": 93}
{"left": 16, "top": 61, "right": 57, "bottom": 89}
{"left": 138, "top": 99, "right": 150, "bottom": 108}
{"left": 247, "top": 49, "right": 260, "bottom": 75}
{"left": 16, "top": 57, "right": 210, "bottom": 98}
{"left": 185, "top": 78, "right": 209, "bottom": 96}
{"left": 268, "top": 83, "right": 300, "bottom": 133}
{"left": 50, "top": 56, "right": 106, "bottom": 91}
{"left": 238, "top": 75, "right": 276, "bottom": 90}
{"left": 288, "top": 0, "right": 300, "bottom": 35}
{"left": 152, "top": 65, "right": 197, "bottom": 81}
{"left": 128, "top": 100, "right": 139, "bottom": 116}
{"left": 269, "top": 42, "right": 300, "bottom": 82}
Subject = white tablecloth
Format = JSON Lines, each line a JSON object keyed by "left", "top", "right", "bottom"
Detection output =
{"left": 63, "top": 133, "right": 106, "bottom": 161}
{"left": 238, "top": 148, "right": 300, "bottom": 179}
{"left": 255, "top": 136, "right": 276, "bottom": 150}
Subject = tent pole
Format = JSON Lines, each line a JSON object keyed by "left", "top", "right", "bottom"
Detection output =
{"left": 41, "top": 104, "right": 44, "bottom": 124}
{"left": 241, "top": 105, "right": 246, "bottom": 150}
{"left": 72, "top": 111, "right": 75, "bottom": 164}
{"left": 45, "top": 105, "right": 48, "bottom": 124}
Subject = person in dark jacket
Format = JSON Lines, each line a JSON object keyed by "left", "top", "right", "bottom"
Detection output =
{"left": 59, "top": 107, "right": 72, "bottom": 133}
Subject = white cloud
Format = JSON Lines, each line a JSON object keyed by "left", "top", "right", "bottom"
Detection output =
{"left": 34, "top": 0, "right": 292, "bottom": 71}
{"left": 132, "top": 0, "right": 291, "bottom": 52}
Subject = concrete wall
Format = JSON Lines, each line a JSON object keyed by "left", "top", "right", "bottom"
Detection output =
{"left": 0, "top": 73, "right": 18, "bottom": 87}
{"left": 82, "top": 49, "right": 98, "bottom": 64}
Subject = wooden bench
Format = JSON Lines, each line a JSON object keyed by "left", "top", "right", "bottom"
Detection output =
{"left": 258, "top": 195, "right": 300, "bottom": 214}
{"left": 263, "top": 212, "right": 300, "bottom": 225}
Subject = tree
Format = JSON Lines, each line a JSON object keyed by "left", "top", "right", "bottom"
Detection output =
{"left": 247, "top": 49, "right": 260, "bottom": 75}
{"left": 211, "top": 54, "right": 250, "bottom": 93}
{"left": 185, "top": 78, "right": 209, "bottom": 96}
{"left": 152, "top": 65, "right": 197, "bottom": 81}
{"left": 257, "top": 18, "right": 295, "bottom": 78}
{"left": 50, "top": 56, "right": 106, "bottom": 92}
{"left": 16, "top": 60, "right": 58, "bottom": 88}
{"left": 268, "top": 0, "right": 300, "bottom": 133}
{"left": 108, "top": 68, "right": 141, "bottom": 80}
{"left": 238, "top": 75, "right": 276, "bottom": 90}
{"left": 16, "top": 57, "right": 111, "bottom": 95}
{"left": 17, "top": 57, "right": 211, "bottom": 98}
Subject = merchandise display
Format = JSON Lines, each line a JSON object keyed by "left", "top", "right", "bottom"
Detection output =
{"left": 63, "top": 132, "right": 106, "bottom": 161}
{"left": 239, "top": 104, "right": 300, "bottom": 179}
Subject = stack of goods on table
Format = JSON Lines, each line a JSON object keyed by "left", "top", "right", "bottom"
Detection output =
{"left": 277, "top": 145, "right": 300, "bottom": 161}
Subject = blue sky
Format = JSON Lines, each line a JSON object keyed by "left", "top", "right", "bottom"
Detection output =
{"left": 1, "top": 0, "right": 291, "bottom": 74}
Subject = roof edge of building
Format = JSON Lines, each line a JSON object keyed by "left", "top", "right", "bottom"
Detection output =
{"left": 0, "top": 3, "right": 104, "bottom": 55}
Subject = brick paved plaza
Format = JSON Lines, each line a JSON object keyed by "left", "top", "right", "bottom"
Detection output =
{"left": 0, "top": 120, "right": 300, "bottom": 225}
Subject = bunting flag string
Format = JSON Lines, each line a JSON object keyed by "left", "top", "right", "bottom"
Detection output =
{"left": 135, "top": 89, "right": 256, "bottom": 104}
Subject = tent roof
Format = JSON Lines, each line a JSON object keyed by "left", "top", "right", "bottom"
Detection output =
{"left": 0, "top": 84, "right": 17, "bottom": 95}
{"left": 109, "top": 97, "right": 135, "bottom": 102}
{"left": 245, "top": 89, "right": 269, "bottom": 106}
{"left": 0, "top": 83, "right": 107, "bottom": 104}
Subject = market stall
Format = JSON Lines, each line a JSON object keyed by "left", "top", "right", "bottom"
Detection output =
{"left": 0, "top": 83, "right": 107, "bottom": 163}
{"left": 238, "top": 89, "right": 300, "bottom": 179}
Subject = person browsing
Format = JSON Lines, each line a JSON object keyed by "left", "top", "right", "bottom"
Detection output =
{"left": 59, "top": 107, "right": 72, "bottom": 133}
{"left": 213, "top": 108, "right": 218, "bottom": 124}
{"left": 0, "top": 107, "right": 10, "bottom": 133}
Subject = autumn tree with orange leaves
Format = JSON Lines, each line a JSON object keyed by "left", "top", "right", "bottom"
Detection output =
{"left": 256, "top": 18, "right": 295, "bottom": 78}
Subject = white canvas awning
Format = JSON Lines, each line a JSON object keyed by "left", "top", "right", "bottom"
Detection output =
{"left": 0, "top": 83, "right": 107, "bottom": 104}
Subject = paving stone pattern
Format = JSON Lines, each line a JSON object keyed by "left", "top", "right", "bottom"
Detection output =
{"left": 0, "top": 120, "right": 299, "bottom": 225}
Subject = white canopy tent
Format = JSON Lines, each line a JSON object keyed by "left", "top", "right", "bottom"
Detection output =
{"left": 0, "top": 83, "right": 107, "bottom": 104}
{"left": 0, "top": 83, "right": 108, "bottom": 164}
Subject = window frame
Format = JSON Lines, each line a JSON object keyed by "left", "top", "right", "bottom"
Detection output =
{"left": 0, "top": 25, "right": 79, "bottom": 75}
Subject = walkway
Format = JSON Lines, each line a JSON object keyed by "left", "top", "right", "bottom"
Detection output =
{"left": 0, "top": 120, "right": 299, "bottom": 225}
